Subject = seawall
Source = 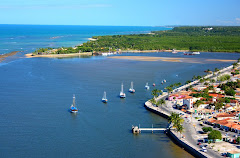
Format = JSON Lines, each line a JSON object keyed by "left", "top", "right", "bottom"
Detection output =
{"left": 144, "top": 101, "right": 210, "bottom": 158}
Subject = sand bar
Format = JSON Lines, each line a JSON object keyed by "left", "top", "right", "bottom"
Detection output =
{"left": 0, "top": 51, "right": 19, "bottom": 62}
{"left": 25, "top": 52, "right": 93, "bottom": 58}
{"left": 108, "top": 56, "right": 237, "bottom": 63}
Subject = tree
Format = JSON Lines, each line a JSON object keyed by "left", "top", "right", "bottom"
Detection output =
{"left": 199, "top": 79, "right": 205, "bottom": 83}
{"left": 208, "top": 130, "right": 222, "bottom": 142}
{"left": 237, "top": 137, "right": 240, "bottom": 144}
{"left": 225, "top": 89, "right": 236, "bottom": 96}
{"left": 194, "top": 100, "right": 203, "bottom": 108}
{"left": 176, "top": 124, "right": 184, "bottom": 138}
{"left": 151, "top": 89, "right": 159, "bottom": 99}
{"left": 149, "top": 98, "right": 160, "bottom": 107}
{"left": 159, "top": 99, "right": 165, "bottom": 106}
{"left": 202, "top": 127, "right": 213, "bottom": 133}
{"left": 185, "top": 80, "right": 192, "bottom": 84}
{"left": 169, "top": 112, "right": 184, "bottom": 128}
{"left": 165, "top": 86, "right": 173, "bottom": 95}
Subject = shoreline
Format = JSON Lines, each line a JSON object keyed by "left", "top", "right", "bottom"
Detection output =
{"left": 143, "top": 65, "right": 235, "bottom": 158}
{"left": 0, "top": 51, "right": 19, "bottom": 62}
{"left": 25, "top": 52, "right": 93, "bottom": 58}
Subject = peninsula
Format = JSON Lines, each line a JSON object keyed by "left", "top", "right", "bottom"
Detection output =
{"left": 27, "top": 26, "right": 240, "bottom": 58}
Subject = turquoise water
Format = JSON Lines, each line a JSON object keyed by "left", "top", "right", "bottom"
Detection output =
{"left": 0, "top": 25, "right": 240, "bottom": 158}
{"left": 0, "top": 25, "right": 171, "bottom": 55}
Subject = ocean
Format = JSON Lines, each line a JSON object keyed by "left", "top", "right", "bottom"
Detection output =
{"left": 0, "top": 25, "right": 240, "bottom": 158}
{"left": 0, "top": 24, "right": 171, "bottom": 55}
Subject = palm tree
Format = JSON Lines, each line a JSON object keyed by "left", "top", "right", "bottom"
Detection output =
{"left": 210, "top": 79, "right": 215, "bottom": 85}
{"left": 192, "top": 75, "right": 197, "bottom": 81}
{"left": 149, "top": 98, "right": 160, "bottom": 107}
{"left": 185, "top": 80, "right": 192, "bottom": 84}
{"left": 159, "top": 99, "right": 165, "bottom": 106}
{"left": 165, "top": 86, "right": 173, "bottom": 96}
{"left": 151, "top": 89, "right": 159, "bottom": 99}
{"left": 176, "top": 124, "right": 184, "bottom": 138}
{"left": 214, "top": 68, "right": 220, "bottom": 77}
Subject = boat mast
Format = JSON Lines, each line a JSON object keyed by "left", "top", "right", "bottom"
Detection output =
{"left": 131, "top": 81, "right": 133, "bottom": 89}
{"left": 103, "top": 91, "right": 106, "bottom": 99}
{"left": 121, "top": 83, "right": 124, "bottom": 93}
{"left": 73, "top": 94, "right": 75, "bottom": 107}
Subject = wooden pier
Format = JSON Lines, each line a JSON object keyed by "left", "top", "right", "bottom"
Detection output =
{"left": 132, "top": 125, "right": 166, "bottom": 134}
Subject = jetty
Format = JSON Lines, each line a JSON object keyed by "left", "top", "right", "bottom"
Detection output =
{"left": 132, "top": 125, "right": 166, "bottom": 134}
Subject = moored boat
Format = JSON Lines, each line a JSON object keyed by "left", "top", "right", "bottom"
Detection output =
{"left": 69, "top": 94, "right": 78, "bottom": 113}
{"left": 192, "top": 51, "right": 200, "bottom": 55}
{"left": 153, "top": 83, "right": 156, "bottom": 86}
{"left": 102, "top": 91, "right": 108, "bottom": 103}
{"left": 172, "top": 49, "right": 177, "bottom": 54}
{"left": 120, "top": 83, "right": 126, "bottom": 98}
{"left": 145, "top": 82, "right": 150, "bottom": 90}
{"left": 129, "top": 81, "right": 135, "bottom": 93}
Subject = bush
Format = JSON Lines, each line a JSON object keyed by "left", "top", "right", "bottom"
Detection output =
{"left": 202, "top": 127, "right": 213, "bottom": 133}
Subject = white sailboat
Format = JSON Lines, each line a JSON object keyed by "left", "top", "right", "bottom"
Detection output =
{"left": 120, "top": 83, "right": 126, "bottom": 98}
{"left": 69, "top": 94, "right": 78, "bottom": 113}
{"left": 102, "top": 91, "right": 108, "bottom": 103}
{"left": 145, "top": 82, "right": 150, "bottom": 90}
{"left": 129, "top": 81, "right": 135, "bottom": 93}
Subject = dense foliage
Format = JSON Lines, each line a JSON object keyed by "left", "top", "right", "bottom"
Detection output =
{"left": 202, "top": 127, "right": 213, "bottom": 133}
{"left": 208, "top": 130, "right": 222, "bottom": 141}
{"left": 33, "top": 26, "right": 240, "bottom": 54}
{"left": 84, "top": 26, "right": 240, "bottom": 52}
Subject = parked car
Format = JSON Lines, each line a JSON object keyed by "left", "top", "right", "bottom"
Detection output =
{"left": 197, "top": 142, "right": 201, "bottom": 145}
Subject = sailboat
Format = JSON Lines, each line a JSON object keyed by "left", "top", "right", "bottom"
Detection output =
{"left": 69, "top": 94, "right": 78, "bottom": 113}
{"left": 129, "top": 81, "right": 135, "bottom": 93}
{"left": 120, "top": 83, "right": 126, "bottom": 98}
{"left": 145, "top": 82, "right": 150, "bottom": 90}
{"left": 102, "top": 91, "right": 108, "bottom": 103}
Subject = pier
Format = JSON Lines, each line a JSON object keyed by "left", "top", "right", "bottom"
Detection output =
{"left": 132, "top": 125, "right": 166, "bottom": 134}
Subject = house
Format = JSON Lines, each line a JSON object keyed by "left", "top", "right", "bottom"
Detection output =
{"left": 227, "top": 151, "right": 240, "bottom": 158}
{"left": 182, "top": 96, "right": 193, "bottom": 110}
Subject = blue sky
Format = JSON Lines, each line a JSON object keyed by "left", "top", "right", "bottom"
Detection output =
{"left": 0, "top": 0, "right": 239, "bottom": 26}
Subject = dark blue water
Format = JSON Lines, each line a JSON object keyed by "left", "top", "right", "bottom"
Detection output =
{"left": 0, "top": 25, "right": 240, "bottom": 158}
{"left": 0, "top": 25, "right": 171, "bottom": 55}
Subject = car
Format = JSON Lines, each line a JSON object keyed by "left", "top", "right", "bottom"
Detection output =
{"left": 201, "top": 149, "right": 207, "bottom": 152}
{"left": 197, "top": 142, "right": 201, "bottom": 145}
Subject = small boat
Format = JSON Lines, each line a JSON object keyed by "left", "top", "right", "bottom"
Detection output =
{"left": 172, "top": 49, "right": 177, "bottom": 54}
{"left": 192, "top": 52, "right": 200, "bottom": 55}
{"left": 153, "top": 83, "right": 156, "bottom": 86}
{"left": 129, "top": 81, "right": 135, "bottom": 93}
{"left": 102, "top": 91, "right": 108, "bottom": 103}
{"left": 164, "top": 79, "right": 166, "bottom": 83}
{"left": 69, "top": 94, "right": 78, "bottom": 113}
{"left": 120, "top": 83, "right": 126, "bottom": 98}
{"left": 145, "top": 82, "right": 150, "bottom": 90}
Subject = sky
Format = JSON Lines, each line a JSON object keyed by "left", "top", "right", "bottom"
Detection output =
{"left": 0, "top": 0, "right": 239, "bottom": 26}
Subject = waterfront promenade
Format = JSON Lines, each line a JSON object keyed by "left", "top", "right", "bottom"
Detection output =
{"left": 143, "top": 65, "right": 235, "bottom": 158}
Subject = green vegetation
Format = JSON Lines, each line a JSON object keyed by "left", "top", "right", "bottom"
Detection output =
{"left": 208, "top": 130, "right": 222, "bottom": 142}
{"left": 217, "top": 74, "right": 231, "bottom": 82}
{"left": 218, "top": 80, "right": 240, "bottom": 96}
{"left": 202, "top": 127, "right": 213, "bottom": 133}
{"left": 169, "top": 112, "right": 184, "bottom": 137}
{"left": 84, "top": 26, "right": 240, "bottom": 52}
{"left": 33, "top": 26, "right": 240, "bottom": 54}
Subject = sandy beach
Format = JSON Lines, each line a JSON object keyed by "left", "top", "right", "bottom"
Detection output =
{"left": 108, "top": 56, "right": 237, "bottom": 63}
{"left": 0, "top": 51, "right": 19, "bottom": 62}
{"left": 25, "top": 52, "right": 93, "bottom": 58}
